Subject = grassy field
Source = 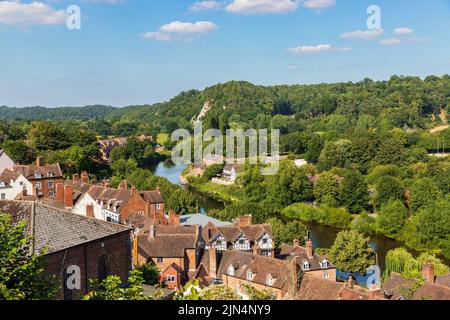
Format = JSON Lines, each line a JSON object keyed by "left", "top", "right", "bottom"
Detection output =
{"left": 192, "top": 180, "right": 241, "bottom": 204}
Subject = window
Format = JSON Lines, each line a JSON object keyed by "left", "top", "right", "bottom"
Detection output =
{"left": 36, "top": 182, "right": 42, "bottom": 190}
{"left": 239, "top": 239, "right": 245, "bottom": 245}
{"left": 323, "top": 272, "right": 330, "bottom": 280}
{"left": 49, "top": 191, "right": 55, "bottom": 198}
{"left": 48, "top": 172, "right": 55, "bottom": 177}
{"left": 0, "top": 182, "right": 5, "bottom": 188}
{"left": 1, "top": 193, "right": 5, "bottom": 200}
{"left": 262, "top": 238, "right": 268, "bottom": 245}
{"left": 48, "top": 181, "right": 54, "bottom": 189}
{"left": 34, "top": 173, "right": 42, "bottom": 179}
{"left": 19, "top": 181, "right": 23, "bottom": 186}
{"left": 246, "top": 270, "right": 254, "bottom": 281}
{"left": 157, "top": 257, "right": 163, "bottom": 263}
{"left": 227, "top": 265, "right": 234, "bottom": 276}
{"left": 303, "top": 261, "right": 310, "bottom": 271}
{"left": 156, "top": 203, "right": 161, "bottom": 210}
{"left": 320, "top": 259, "right": 329, "bottom": 269}
{"left": 266, "top": 274, "right": 274, "bottom": 286}
{"left": 98, "top": 255, "right": 108, "bottom": 282}
{"left": 166, "top": 275, "right": 176, "bottom": 282}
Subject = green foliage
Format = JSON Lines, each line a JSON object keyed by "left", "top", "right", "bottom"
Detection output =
{"left": 266, "top": 217, "right": 308, "bottom": 247}
{"left": 0, "top": 140, "right": 36, "bottom": 164}
{"left": 242, "top": 283, "right": 276, "bottom": 300}
{"left": 136, "top": 263, "right": 162, "bottom": 286}
{"left": 409, "top": 178, "right": 442, "bottom": 213}
{"left": 375, "top": 176, "right": 405, "bottom": 208}
{"left": 313, "top": 171, "right": 340, "bottom": 205}
{"left": 377, "top": 200, "right": 409, "bottom": 238}
{"left": 203, "top": 163, "right": 225, "bottom": 181}
{"left": 338, "top": 170, "right": 369, "bottom": 214}
{"left": 84, "top": 269, "right": 150, "bottom": 300}
{"left": 200, "top": 285, "right": 241, "bottom": 300}
{"left": 384, "top": 248, "right": 421, "bottom": 280}
{"left": 328, "top": 230, "right": 375, "bottom": 274}
{"left": 281, "top": 203, "right": 352, "bottom": 229}
{"left": 0, "top": 213, "right": 59, "bottom": 300}
{"left": 166, "top": 188, "right": 199, "bottom": 215}
{"left": 214, "top": 202, "right": 269, "bottom": 224}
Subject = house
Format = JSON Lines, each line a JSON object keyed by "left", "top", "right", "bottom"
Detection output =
{"left": 69, "top": 175, "right": 164, "bottom": 225}
{"left": 0, "top": 200, "right": 132, "bottom": 300}
{"left": 216, "top": 250, "right": 297, "bottom": 300}
{"left": 12, "top": 157, "right": 63, "bottom": 199}
{"left": 0, "top": 169, "right": 33, "bottom": 200}
{"left": 98, "top": 137, "right": 127, "bottom": 160}
{"left": 203, "top": 215, "right": 275, "bottom": 257}
{"left": 382, "top": 263, "right": 450, "bottom": 300}
{"left": 211, "top": 164, "right": 240, "bottom": 185}
{"left": 136, "top": 224, "right": 205, "bottom": 289}
{"left": 277, "top": 239, "right": 337, "bottom": 282}
{"left": 0, "top": 149, "right": 15, "bottom": 174}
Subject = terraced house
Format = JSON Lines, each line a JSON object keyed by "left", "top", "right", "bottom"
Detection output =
{"left": 203, "top": 215, "right": 274, "bottom": 257}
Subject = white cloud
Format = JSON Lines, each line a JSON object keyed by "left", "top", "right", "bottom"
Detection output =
{"left": 225, "top": 0, "right": 300, "bottom": 15}
{"left": 380, "top": 36, "right": 427, "bottom": 46}
{"left": 159, "top": 21, "right": 217, "bottom": 34}
{"left": 340, "top": 29, "right": 384, "bottom": 40}
{"left": 301, "top": 0, "right": 335, "bottom": 9}
{"left": 380, "top": 38, "right": 402, "bottom": 46}
{"left": 189, "top": 1, "right": 223, "bottom": 12}
{"left": 394, "top": 27, "right": 413, "bottom": 35}
{"left": 0, "top": 1, "right": 66, "bottom": 26}
{"left": 142, "top": 21, "right": 218, "bottom": 42}
{"left": 287, "top": 44, "right": 351, "bottom": 54}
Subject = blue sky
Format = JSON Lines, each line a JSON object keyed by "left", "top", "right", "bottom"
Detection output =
{"left": 1, "top": 0, "right": 450, "bottom": 107}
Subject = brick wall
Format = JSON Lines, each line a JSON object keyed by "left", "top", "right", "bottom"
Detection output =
{"left": 306, "top": 269, "right": 337, "bottom": 282}
{"left": 223, "top": 275, "right": 284, "bottom": 300}
{"left": 120, "top": 192, "right": 147, "bottom": 223}
{"left": 43, "top": 231, "right": 132, "bottom": 300}
{"left": 32, "top": 177, "right": 64, "bottom": 199}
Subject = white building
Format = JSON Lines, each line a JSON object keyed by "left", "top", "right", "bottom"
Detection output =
{"left": 0, "top": 170, "right": 33, "bottom": 200}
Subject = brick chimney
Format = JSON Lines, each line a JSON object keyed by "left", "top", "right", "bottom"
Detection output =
{"left": 306, "top": 239, "right": 314, "bottom": 258}
{"left": 236, "top": 215, "right": 252, "bottom": 227}
{"left": 86, "top": 204, "right": 95, "bottom": 219}
{"left": 209, "top": 248, "right": 217, "bottom": 279}
{"left": 81, "top": 171, "right": 89, "bottom": 184}
{"left": 195, "top": 225, "right": 202, "bottom": 242}
{"left": 73, "top": 173, "right": 80, "bottom": 183}
{"left": 131, "top": 185, "right": 138, "bottom": 196}
{"left": 156, "top": 185, "right": 161, "bottom": 194}
{"left": 149, "top": 225, "right": 156, "bottom": 239}
{"left": 169, "top": 209, "right": 180, "bottom": 225}
{"left": 56, "top": 183, "right": 64, "bottom": 201}
{"left": 293, "top": 239, "right": 300, "bottom": 248}
{"left": 103, "top": 179, "right": 110, "bottom": 189}
{"left": 422, "top": 262, "right": 435, "bottom": 283}
{"left": 64, "top": 184, "right": 73, "bottom": 209}
{"left": 36, "top": 156, "right": 43, "bottom": 167}
{"left": 118, "top": 180, "right": 128, "bottom": 190}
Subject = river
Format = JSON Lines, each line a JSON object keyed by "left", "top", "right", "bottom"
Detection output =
{"left": 147, "top": 159, "right": 441, "bottom": 286}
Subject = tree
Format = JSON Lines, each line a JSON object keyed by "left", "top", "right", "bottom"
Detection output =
{"left": 305, "top": 134, "right": 324, "bottom": 163}
{"left": 200, "top": 285, "right": 241, "bottom": 300}
{"left": 0, "top": 140, "right": 36, "bottom": 164}
{"left": 83, "top": 269, "right": 150, "bottom": 300}
{"left": 375, "top": 176, "right": 405, "bottom": 208}
{"left": 137, "top": 263, "right": 162, "bottom": 286}
{"left": 377, "top": 200, "right": 408, "bottom": 238}
{"left": 338, "top": 170, "right": 369, "bottom": 214}
{"left": 266, "top": 217, "right": 307, "bottom": 247}
{"left": 166, "top": 188, "right": 198, "bottom": 215}
{"left": 242, "top": 283, "right": 276, "bottom": 300}
{"left": 30, "top": 121, "right": 69, "bottom": 151}
{"left": 409, "top": 178, "right": 442, "bottom": 213}
{"left": 328, "top": 230, "right": 375, "bottom": 274}
{"left": 203, "top": 163, "right": 225, "bottom": 181}
{"left": 0, "top": 213, "right": 58, "bottom": 300}
{"left": 313, "top": 171, "right": 340, "bottom": 205}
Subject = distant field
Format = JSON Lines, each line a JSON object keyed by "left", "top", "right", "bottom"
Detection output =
{"left": 157, "top": 133, "right": 169, "bottom": 145}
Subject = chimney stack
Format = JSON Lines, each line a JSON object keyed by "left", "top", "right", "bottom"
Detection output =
{"left": 103, "top": 179, "right": 110, "bottom": 189}
{"left": 293, "top": 239, "right": 300, "bottom": 248}
{"left": 118, "top": 180, "right": 128, "bottom": 190}
{"left": 209, "top": 248, "right": 217, "bottom": 279}
{"left": 156, "top": 185, "right": 161, "bottom": 194}
{"left": 235, "top": 215, "right": 252, "bottom": 227}
{"left": 36, "top": 157, "right": 42, "bottom": 167}
{"left": 149, "top": 225, "right": 156, "bottom": 239}
{"left": 306, "top": 239, "right": 314, "bottom": 258}
{"left": 347, "top": 276, "right": 354, "bottom": 289}
{"left": 64, "top": 184, "right": 73, "bottom": 209}
{"left": 81, "top": 171, "right": 89, "bottom": 184}
{"left": 169, "top": 209, "right": 180, "bottom": 225}
{"left": 195, "top": 225, "right": 202, "bottom": 242}
{"left": 86, "top": 203, "right": 95, "bottom": 219}
{"left": 73, "top": 173, "right": 80, "bottom": 183}
{"left": 422, "top": 262, "right": 435, "bottom": 284}
{"left": 56, "top": 183, "right": 64, "bottom": 201}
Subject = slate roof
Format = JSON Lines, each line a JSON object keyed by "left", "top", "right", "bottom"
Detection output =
{"left": 180, "top": 213, "right": 232, "bottom": 227}
{"left": 0, "top": 169, "right": 21, "bottom": 187}
{"left": 0, "top": 200, "right": 131, "bottom": 255}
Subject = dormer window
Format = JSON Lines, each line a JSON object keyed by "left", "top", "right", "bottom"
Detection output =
{"left": 34, "top": 172, "right": 42, "bottom": 179}
{"left": 0, "top": 182, "right": 5, "bottom": 188}
{"left": 227, "top": 265, "right": 234, "bottom": 276}
{"left": 246, "top": 270, "right": 254, "bottom": 281}
{"left": 47, "top": 172, "right": 55, "bottom": 177}
{"left": 303, "top": 261, "right": 310, "bottom": 271}
{"left": 320, "top": 259, "right": 329, "bottom": 269}
{"left": 266, "top": 274, "right": 274, "bottom": 286}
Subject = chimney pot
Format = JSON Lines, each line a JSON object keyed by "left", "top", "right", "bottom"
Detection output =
{"left": 347, "top": 276, "right": 354, "bottom": 289}
{"left": 149, "top": 225, "right": 156, "bottom": 239}
{"left": 64, "top": 184, "right": 74, "bottom": 209}
{"left": 36, "top": 157, "right": 42, "bottom": 167}
{"left": 306, "top": 239, "right": 314, "bottom": 258}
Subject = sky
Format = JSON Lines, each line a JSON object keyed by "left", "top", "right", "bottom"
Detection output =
{"left": 1, "top": 0, "right": 450, "bottom": 108}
